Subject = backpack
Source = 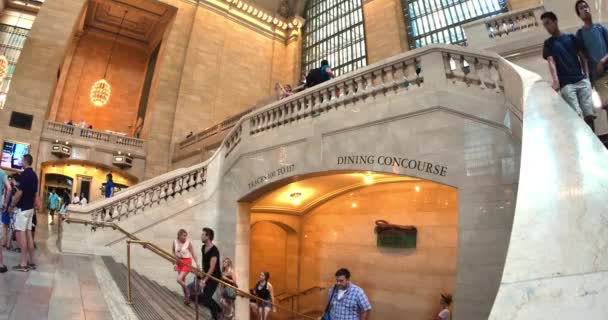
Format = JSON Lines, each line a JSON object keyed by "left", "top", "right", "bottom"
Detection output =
{"left": 306, "top": 68, "right": 324, "bottom": 87}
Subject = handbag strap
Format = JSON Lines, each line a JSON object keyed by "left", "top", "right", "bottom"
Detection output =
{"left": 324, "top": 286, "right": 337, "bottom": 314}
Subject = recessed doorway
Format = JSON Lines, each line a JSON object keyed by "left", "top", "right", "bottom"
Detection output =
{"left": 247, "top": 171, "right": 458, "bottom": 319}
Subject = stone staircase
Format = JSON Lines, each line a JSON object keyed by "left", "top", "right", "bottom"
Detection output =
{"left": 102, "top": 256, "right": 211, "bottom": 320}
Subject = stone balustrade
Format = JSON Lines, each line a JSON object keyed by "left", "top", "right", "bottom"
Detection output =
{"left": 223, "top": 45, "right": 503, "bottom": 154}
{"left": 69, "top": 164, "right": 207, "bottom": 223}
{"left": 71, "top": 45, "right": 505, "bottom": 225}
{"left": 43, "top": 120, "right": 145, "bottom": 151}
{"left": 463, "top": 5, "right": 545, "bottom": 49}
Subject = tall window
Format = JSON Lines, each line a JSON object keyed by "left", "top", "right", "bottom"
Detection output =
{"left": 0, "top": 10, "right": 35, "bottom": 109}
{"left": 402, "top": 0, "right": 507, "bottom": 48}
{"left": 302, "top": 0, "right": 367, "bottom": 77}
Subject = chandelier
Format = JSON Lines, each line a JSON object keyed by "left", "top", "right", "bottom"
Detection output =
{"left": 90, "top": 10, "right": 127, "bottom": 107}
{"left": 0, "top": 55, "right": 8, "bottom": 81}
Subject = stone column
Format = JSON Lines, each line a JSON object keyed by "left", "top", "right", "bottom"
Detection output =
{"left": 363, "top": 0, "right": 409, "bottom": 64}
{"left": 0, "top": 0, "right": 86, "bottom": 166}
{"left": 142, "top": 0, "right": 197, "bottom": 179}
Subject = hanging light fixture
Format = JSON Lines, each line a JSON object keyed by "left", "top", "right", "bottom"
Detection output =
{"left": 0, "top": 12, "right": 25, "bottom": 82}
{"left": 90, "top": 10, "right": 127, "bottom": 107}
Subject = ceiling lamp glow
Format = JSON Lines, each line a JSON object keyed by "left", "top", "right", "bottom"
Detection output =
{"left": 290, "top": 192, "right": 302, "bottom": 205}
{"left": 90, "top": 10, "right": 127, "bottom": 107}
{"left": 363, "top": 174, "right": 373, "bottom": 185}
{"left": 90, "top": 79, "right": 111, "bottom": 107}
{"left": 0, "top": 55, "right": 8, "bottom": 81}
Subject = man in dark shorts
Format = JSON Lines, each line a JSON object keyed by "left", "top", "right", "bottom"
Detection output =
{"left": 188, "top": 227, "right": 222, "bottom": 319}
{"left": 9, "top": 154, "right": 39, "bottom": 272}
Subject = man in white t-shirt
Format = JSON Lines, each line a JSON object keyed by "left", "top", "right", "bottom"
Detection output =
{"left": 72, "top": 193, "right": 79, "bottom": 204}
{"left": 80, "top": 194, "right": 87, "bottom": 206}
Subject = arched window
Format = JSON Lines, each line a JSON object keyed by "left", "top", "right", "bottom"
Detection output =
{"left": 302, "top": 0, "right": 367, "bottom": 77}
{"left": 402, "top": 0, "right": 508, "bottom": 48}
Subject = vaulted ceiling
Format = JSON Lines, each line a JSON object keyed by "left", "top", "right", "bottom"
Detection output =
{"left": 251, "top": 172, "right": 422, "bottom": 215}
{"left": 84, "top": 0, "right": 176, "bottom": 50}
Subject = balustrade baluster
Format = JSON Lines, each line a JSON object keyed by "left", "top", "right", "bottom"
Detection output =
{"left": 144, "top": 190, "right": 152, "bottom": 207}
{"left": 152, "top": 187, "right": 160, "bottom": 204}
{"left": 120, "top": 200, "right": 128, "bottom": 216}
{"left": 159, "top": 184, "right": 167, "bottom": 200}
{"left": 196, "top": 169, "right": 205, "bottom": 186}
{"left": 112, "top": 205, "right": 120, "bottom": 221}
{"left": 167, "top": 181, "right": 175, "bottom": 198}
{"left": 128, "top": 196, "right": 136, "bottom": 214}
{"left": 345, "top": 80, "right": 354, "bottom": 102}
{"left": 189, "top": 172, "right": 196, "bottom": 188}
{"left": 476, "top": 59, "right": 490, "bottom": 89}
{"left": 174, "top": 177, "right": 183, "bottom": 194}
{"left": 136, "top": 193, "right": 144, "bottom": 211}
{"left": 489, "top": 61, "right": 502, "bottom": 92}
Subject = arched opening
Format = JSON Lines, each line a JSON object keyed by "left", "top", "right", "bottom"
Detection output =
{"left": 40, "top": 159, "right": 138, "bottom": 205}
{"left": 245, "top": 171, "right": 458, "bottom": 319}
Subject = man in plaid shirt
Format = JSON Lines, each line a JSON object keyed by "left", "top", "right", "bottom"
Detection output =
{"left": 327, "top": 268, "right": 371, "bottom": 320}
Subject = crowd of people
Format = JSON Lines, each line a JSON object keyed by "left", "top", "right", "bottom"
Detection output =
{"left": 541, "top": 0, "right": 608, "bottom": 132}
{"left": 66, "top": 119, "right": 94, "bottom": 130}
{"left": 171, "top": 228, "right": 451, "bottom": 320}
{"left": 0, "top": 154, "right": 39, "bottom": 273}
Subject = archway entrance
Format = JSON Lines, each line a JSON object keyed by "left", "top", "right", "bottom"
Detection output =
{"left": 246, "top": 171, "right": 458, "bottom": 319}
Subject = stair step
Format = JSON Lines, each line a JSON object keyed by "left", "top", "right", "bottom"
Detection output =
{"left": 102, "top": 256, "right": 164, "bottom": 320}
{"left": 101, "top": 256, "right": 211, "bottom": 320}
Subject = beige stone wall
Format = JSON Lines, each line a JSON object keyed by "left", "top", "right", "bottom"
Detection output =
{"left": 170, "top": 6, "right": 295, "bottom": 145}
{"left": 53, "top": 32, "right": 149, "bottom": 134}
{"left": 250, "top": 221, "right": 289, "bottom": 293}
{"left": 0, "top": 0, "right": 87, "bottom": 168}
{"left": 142, "top": 0, "right": 196, "bottom": 179}
{"left": 248, "top": 181, "right": 458, "bottom": 318}
{"left": 508, "top": 0, "right": 542, "bottom": 10}
{"left": 363, "top": 0, "right": 409, "bottom": 64}
{"left": 300, "top": 181, "right": 458, "bottom": 319}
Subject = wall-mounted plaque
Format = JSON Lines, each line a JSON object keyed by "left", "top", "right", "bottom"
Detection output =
{"left": 374, "top": 220, "right": 417, "bottom": 249}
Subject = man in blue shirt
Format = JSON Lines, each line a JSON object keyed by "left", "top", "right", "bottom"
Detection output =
{"left": 47, "top": 188, "right": 60, "bottom": 225}
{"left": 575, "top": 0, "right": 608, "bottom": 111}
{"left": 325, "top": 268, "right": 371, "bottom": 320}
{"left": 9, "top": 154, "right": 39, "bottom": 272}
{"left": 542, "top": 11, "right": 596, "bottom": 131}
{"left": 104, "top": 173, "right": 115, "bottom": 198}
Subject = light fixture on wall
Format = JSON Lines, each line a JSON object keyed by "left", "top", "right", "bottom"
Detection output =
{"left": 290, "top": 192, "right": 302, "bottom": 205}
{"left": 90, "top": 10, "right": 127, "bottom": 107}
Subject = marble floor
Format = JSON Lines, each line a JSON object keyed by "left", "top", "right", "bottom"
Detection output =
{"left": 0, "top": 214, "right": 113, "bottom": 320}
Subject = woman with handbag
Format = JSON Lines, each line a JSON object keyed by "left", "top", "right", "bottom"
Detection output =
{"left": 220, "top": 257, "right": 238, "bottom": 319}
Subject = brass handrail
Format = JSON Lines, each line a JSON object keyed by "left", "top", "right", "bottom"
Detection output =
{"left": 277, "top": 286, "right": 326, "bottom": 303}
{"left": 63, "top": 217, "right": 317, "bottom": 320}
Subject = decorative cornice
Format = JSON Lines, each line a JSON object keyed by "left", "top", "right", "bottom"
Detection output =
{"left": 199, "top": 0, "right": 304, "bottom": 43}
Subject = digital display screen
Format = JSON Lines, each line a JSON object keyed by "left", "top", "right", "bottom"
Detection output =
{"left": 1, "top": 140, "right": 29, "bottom": 170}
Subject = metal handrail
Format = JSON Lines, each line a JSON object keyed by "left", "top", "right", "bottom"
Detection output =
{"left": 277, "top": 286, "right": 326, "bottom": 303}
{"left": 63, "top": 217, "right": 316, "bottom": 320}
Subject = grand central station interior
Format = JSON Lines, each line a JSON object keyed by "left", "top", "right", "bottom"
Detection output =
{"left": 0, "top": 0, "right": 606, "bottom": 318}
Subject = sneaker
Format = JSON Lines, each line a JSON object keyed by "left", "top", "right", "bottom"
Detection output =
{"left": 0, "top": 265, "right": 7, "bottom": 273}
{"left": 27, "top": 263, "right": 36, "bottom": 270}
{"left": 12, "top": 265, "right": 28, "bottom": 272}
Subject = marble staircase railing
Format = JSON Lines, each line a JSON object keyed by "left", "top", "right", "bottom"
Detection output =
{"left": 43, "top": 120, "right": 145, "bottom": 152}
{"left": 225, "top": 45, "right": 505, "bottom": 155}
{"left": 488, "top": 57, "right": 608, "bottom": 319}
{"left": 463, "top": 5, "right": 546, "bottom": 53}
{"left": 68, "top": 45, "right": 508, "bottom": 228}
{"left": 68, "top": 163, "right": 206, "bottom": 223}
